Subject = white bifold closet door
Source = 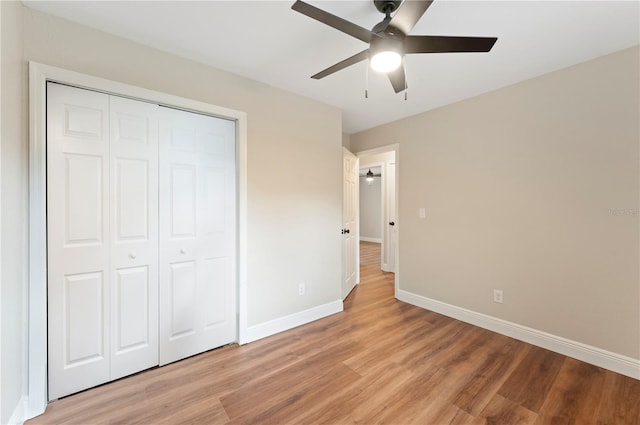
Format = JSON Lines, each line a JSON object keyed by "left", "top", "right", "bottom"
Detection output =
{"left": 158, "top": 106, "right": 236, "bottom": 365}
{"left": 47, "top": 83, "right": 236, "bottom": 400}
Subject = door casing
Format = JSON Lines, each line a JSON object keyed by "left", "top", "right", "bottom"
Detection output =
{"left": 356, "top": 144, "right": 400, "bottom": 296}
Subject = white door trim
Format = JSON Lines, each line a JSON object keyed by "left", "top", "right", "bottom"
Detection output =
{"left": 27, "top": 62, "right": 248, "bottom": 419}
{"left": 356, "top": 144, "right": 400, "bottom": 297}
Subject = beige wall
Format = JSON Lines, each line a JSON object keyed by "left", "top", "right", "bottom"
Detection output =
{"left": 351, "top": 46, "right": 640, "bottom": 359}
{"left": 342, "top": 133, "right": 351, "bottom": 150}
{"left": 22, "top": 6, "right": 343, "bottom": 326}
{"left": 359, "top": 176, "right": 382, "bottom": 240}
{"left": 1, "top": 1, "right": 28, "bottom": 423}
{"left": 2, "top": 5, "right": 343, "bottom": 420}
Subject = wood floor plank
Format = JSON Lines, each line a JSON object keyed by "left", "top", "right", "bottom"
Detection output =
{"left": 451, "top": 336, "right": 529, "bottom": 416}
{"left": 233, "top": 363, "right": 360, "bottom": 425}
{"left": 498, "top": 345, "right": 565, "bottom": 412}
{"left": 534, "top": 358, "right": 606, "bottom": 425}
{"left": 595, "top": 370, "right": 640, "bottom": 425}
{"left": 297, "top": 362, "right": 416, "bottom": 424}
{"left": 28, "top": 242, "right": 640, "bottom": 424}
{"left": 373, "top": 366, "right": 466, "bottom": 425}
{"left": 342, "top": 317, "right": 435, "bottom": 375}
{"left": 219, "top": 340, "right": 362, "bottom": 422}
{"left": 396, "top": 319, "right": 474, "bottom": 371}
{"left": 471, "top": 394, "right": 537, "bottom": 425}
{"left": 433, "top": 326, "right": 504, "bottom": 375}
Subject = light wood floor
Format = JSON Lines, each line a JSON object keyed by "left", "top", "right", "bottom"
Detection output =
{"left": 29, "top": 241, "right": 639, "bottom": 424}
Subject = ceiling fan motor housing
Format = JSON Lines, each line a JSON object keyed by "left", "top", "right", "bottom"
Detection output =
{"left": 370, "top": 33, "right": 404, "bottom": 56}
{"left": 374, "top": 0, "right": 403, "bottom": 15}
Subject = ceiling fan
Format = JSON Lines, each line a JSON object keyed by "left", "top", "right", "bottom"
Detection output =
{"left": 363, "top": 168, "right": 381, "bottom": 182}
{"left": 291, "top": 0, "right": 497, "bottom": 93}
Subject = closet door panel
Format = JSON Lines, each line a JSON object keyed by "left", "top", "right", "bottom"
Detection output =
{"left": 64, "top": 272, "right": 105, "bottom": 364}
{"left": 47, "top": 83, "right": 111, "bottom": 400}
{"left": 109, "top": 96, "right": 159, "bottom": 380}
{"left": 159, "top": 108, "right": 236, "bottom": 365}
{"left": 198, "top": 116, "right": 237, "bottom": 349}
{"left": 114, "top": 266, "right": 150, "bottom": 350}
{"left": 169, "top": 164, "right": 197, "bottom": 238}
{"left": 169, "top": 261, "right": 197, "bottom": 339}
{"left": 196, "top": 115, "right": 236, "bottom": 351}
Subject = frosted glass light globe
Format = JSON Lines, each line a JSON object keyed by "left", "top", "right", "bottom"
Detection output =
{"left": 370, "top": 51, "right": 402, "bottom": 73}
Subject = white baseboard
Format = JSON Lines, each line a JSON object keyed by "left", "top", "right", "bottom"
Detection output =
{"left": 359, "top": 237, "right": 382, "bottom": 243}
{"left": 243, "top": 300, "right": 343, "bottom": 344}
{"left": 381, "top": 264, "right": 395, "bottom": 273}
{"left": 397, "top": 289, "right": 640, "bottom": 380}
{"left": 8, "top": 396, "right": 28, "bottom": 425}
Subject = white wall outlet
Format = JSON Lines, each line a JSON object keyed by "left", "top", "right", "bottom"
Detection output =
{"left": 493, "top": 289, "right": 503, "bottom": 304}
{"left": 419, "top": 207, "right": 426, "bottom": 219}
{"left": 298, "top": 283, "right": 305, "bottom": 296}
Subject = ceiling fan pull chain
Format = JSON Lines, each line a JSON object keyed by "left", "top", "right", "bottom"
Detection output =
{"left": 365, "top": 58, "right": 370, "bottom": 99}
{"left": 404, "top": 62, "right": 408, "bottom": 101}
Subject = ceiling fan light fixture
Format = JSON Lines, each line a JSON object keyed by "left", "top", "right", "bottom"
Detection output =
{"left": 366, "top": 169, "right": 375, "bottom": 182}
{"left": 291, "top": 0, "right": 498, "bottom": 94}
{"left": 370, "top": 50, "right": 402, "bottom": 73}
{"left": 369, "top": 33, "right": 403, "bottom": 73}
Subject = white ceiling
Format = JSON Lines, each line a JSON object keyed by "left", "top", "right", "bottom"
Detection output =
{"left": 24, "top": 1, "right": 640, "bottom": 134}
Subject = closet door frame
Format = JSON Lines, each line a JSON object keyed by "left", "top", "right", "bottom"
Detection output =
{"left": 28, "top": 62, "right": 248, "bottom": 416}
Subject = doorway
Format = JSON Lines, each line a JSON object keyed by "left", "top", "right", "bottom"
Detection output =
{"left": 357, "top": 145, "right": 398, "bottom": 293}
{"left": 359, "top": 166, "right": 383, "bottom": 245}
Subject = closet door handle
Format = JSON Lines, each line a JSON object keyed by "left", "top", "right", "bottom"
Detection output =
{"left": 180, "top": 248, "right": 187, "bottom": 254}
{"left": 129, "top": 251, "right": 137, "bottom": 260}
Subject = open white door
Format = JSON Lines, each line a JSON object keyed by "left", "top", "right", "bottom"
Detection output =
{"left": 342, "top": 148, "right": 359, "bottom": 299}
{"left": 158, "top": 107, "right": 237, "bottom": 365}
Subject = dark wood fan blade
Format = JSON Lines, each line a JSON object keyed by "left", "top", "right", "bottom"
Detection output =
{"left": 404, "top": 35, "right": 498, "bottom": 53}
{"left": 389, "top": 0, "right": 434, "bottom": 35}
{"left": 292, "top": 1, "right": 375, "bottom": 43}
{"left": 311, "top": 50, "right": 370, "bottom": 79}
{"left": 387, "top": 64, "right": 406, "bottom": 93}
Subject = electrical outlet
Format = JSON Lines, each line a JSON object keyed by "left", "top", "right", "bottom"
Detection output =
{"left": 298, "top": 283, "right": 305, "bottom": 296}
{"left": 493, "top": 289, "right": 503, "bottom": 304}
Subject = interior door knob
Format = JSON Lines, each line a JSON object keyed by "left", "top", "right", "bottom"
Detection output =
{"left": 129, "top": 251, "right": 137, "bottom": 259}
{"left": 180, "top": 248, "right": 186, "bottom": 254}
{"left": 389, "top": 222, "right": 395, "bottom": 226}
